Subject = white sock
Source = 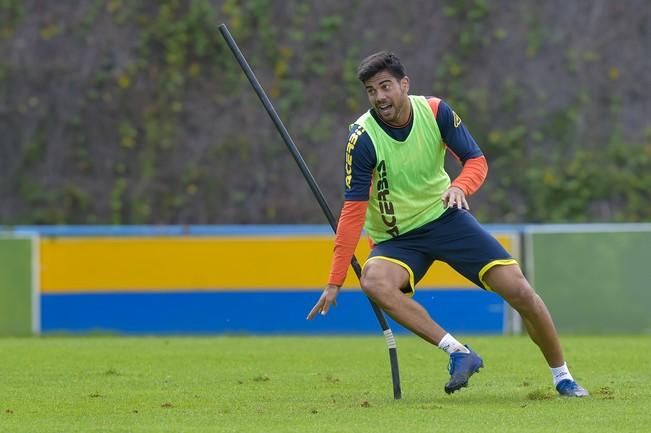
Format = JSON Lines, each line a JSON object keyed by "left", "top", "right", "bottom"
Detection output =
{"left": 438, "top": 333, "right": 470, "bottom": 355}
{"left": 551, "top": 362, "right": 574, "bottom": 386}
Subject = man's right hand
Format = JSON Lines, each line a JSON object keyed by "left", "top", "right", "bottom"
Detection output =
{"left": 306, "top": 284, "right": 341, "bottom": 320}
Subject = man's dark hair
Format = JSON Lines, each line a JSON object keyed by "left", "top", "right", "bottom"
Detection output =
{"left": 356, "top": 51, "right": 407, "bottom": 83}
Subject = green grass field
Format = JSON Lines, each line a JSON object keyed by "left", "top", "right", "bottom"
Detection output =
{"left": 1, "top": 335, "right": 649, "bottom": 433}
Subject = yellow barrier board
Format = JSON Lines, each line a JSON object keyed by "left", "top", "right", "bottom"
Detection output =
{"left": 41, "top": 235, "right": 513, "bottom": 293}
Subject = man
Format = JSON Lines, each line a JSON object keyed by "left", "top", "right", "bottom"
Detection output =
{"left": 307, "top": 51, "right": 588, "bottom": 397}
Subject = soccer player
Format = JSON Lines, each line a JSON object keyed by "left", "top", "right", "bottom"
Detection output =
{"left": 307, "top": 51, "right": 588, "bottom": 397}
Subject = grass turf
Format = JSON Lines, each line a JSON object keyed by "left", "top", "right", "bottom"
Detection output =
{"left": 1, "top": 335, "right": 649, "bottom": 433}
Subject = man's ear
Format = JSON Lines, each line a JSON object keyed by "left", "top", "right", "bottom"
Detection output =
{"left": 401, "top": 76, "right": 410, "bottom": 93}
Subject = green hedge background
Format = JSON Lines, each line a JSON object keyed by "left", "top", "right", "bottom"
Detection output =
{"left": 1, "top": 0, "right": 650, "bottom": 224}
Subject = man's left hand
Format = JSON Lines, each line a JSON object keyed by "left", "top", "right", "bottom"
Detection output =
{"left": 441, "top": 186, "right": 469, "bottom": 210}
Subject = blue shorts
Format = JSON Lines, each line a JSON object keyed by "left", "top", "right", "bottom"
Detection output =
{"left": 365, "top": 208, "right": 516, "bottom": 294}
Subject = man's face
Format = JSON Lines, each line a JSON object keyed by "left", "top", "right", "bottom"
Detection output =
{"left": 364, "top": 71, "right": 410, "bottom": 126}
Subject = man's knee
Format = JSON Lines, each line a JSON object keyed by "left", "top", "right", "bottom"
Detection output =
{"left": 360, "top": 266, "right": 390, "bottom": 298}
{"left": 486, "top": 265, "right": 538, "bottom": 309}
{"left": 360, "top": 261, "right": 407, "bottom": 301}
{"left": 507, "top": 280, "right": 540, "bottom": 311}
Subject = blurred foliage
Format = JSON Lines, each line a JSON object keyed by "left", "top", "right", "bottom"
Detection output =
{"left": 1, "top": 0, "right": 650, "bottom": 224}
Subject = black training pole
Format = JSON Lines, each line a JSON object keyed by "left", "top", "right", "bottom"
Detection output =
{"left": 218, "top": 23, "right": 402, "bottom": 400}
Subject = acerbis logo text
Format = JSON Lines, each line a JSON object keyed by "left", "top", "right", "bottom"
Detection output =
{"left": 376, "top": 160, "right": 399, "bottom": 238}
{"left": 345, "top": 127, "right": 365, "bottom": 189}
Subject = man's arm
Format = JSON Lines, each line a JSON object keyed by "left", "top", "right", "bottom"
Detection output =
{"left": 327, "top": 200, "right": 369, "bottom": 286}
{"left": 429, "top": 98, "right": 488, "bottom": 208}
{"left": 307, "top": 126, "right": 375, "bottom": 319}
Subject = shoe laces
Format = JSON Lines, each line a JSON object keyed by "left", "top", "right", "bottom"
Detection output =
{"left": 447, "top": 351, "right": 463, "bottom": 374}
{"left": 558, "top": 379, "right": 583, "bottom": 393}
{"left": 563, "top": 380, "right": 580, "bottom": 391}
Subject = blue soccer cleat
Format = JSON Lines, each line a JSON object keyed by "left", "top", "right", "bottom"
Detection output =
{"left": 556, "top": 379, "right": 589, "bottom": 397}
{"left": 444, "top": 345, "right": 484, "bottom": 394}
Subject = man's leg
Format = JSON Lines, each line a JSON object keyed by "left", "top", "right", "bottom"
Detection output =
{"left": 360, "top": 259, "right": 446, "bottom": 344}
{"left": 360, "top": 258, "right": 483, "bottom": 394}
{"left": 483, "top": 264, "right": 589, "bottom": 396}
{"left": 482, "top": 264, "right": 563, "bottom": 366}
